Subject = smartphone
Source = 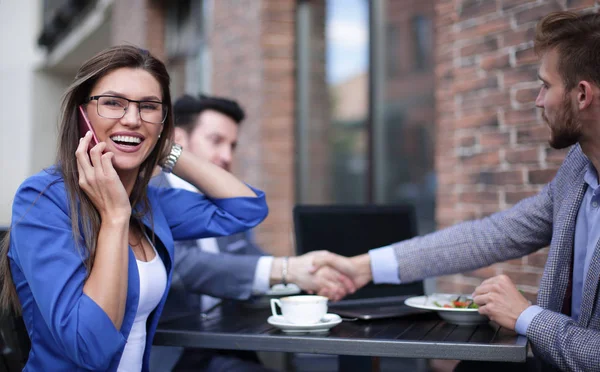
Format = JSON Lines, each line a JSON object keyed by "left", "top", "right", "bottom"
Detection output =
{"left": 78, "top": 105, "right": 99, "bottom": 149}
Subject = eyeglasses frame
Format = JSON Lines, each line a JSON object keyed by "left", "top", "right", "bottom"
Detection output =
{"left": 85, "top": 95, "right": 168, "bottom": 124}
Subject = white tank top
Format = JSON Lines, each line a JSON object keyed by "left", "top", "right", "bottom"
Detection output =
{"left": 117, "top": 240, "right": 167, "bottom": 372}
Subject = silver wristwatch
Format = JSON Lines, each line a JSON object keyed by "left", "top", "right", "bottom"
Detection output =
{"left": 161, "top": 143, "right": 183, "bottom": 173}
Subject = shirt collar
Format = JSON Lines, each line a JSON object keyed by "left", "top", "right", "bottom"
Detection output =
{"left": 165, "top": 173, "right": 198, "bottom": 192}
{"left": 583, "top": 163, "right": 599, "bottom": 189}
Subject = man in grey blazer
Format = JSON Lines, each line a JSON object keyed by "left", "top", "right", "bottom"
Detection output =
{"left": 151, "top": 94, "right": 354, "bottom": 372}
{"left": 312, "top": 11, "right": 600, "bottom": 372}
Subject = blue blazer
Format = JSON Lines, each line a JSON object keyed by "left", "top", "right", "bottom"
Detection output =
{"left": 149, "top": 172, "right": 265, "bottom": 318}
{"left": 7, "top": 168, "right": 268, "bottom": 371}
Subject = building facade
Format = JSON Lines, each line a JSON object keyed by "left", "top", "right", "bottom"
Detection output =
{"left": 2, "top": 0, "right": 596, "bottom": 298}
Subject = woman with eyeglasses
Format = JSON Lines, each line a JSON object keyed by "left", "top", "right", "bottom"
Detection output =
{"left": 0, "top": 45, "right": 268, "bottom": 371}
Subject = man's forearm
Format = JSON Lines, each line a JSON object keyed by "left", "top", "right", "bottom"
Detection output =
{"left": 269, "top": 257, "right": 284, "bottom": 286}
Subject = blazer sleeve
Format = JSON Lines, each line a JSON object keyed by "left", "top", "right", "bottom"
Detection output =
{"left": 152, "top": 185, "right": 268, "bottom": 241}
{"left": 173, "top": 240, "right": 260, "bottom": 300}
{"left": 527, "top": 310, "right": 600, "bottom": 371}
{"left": 392, "top": 182, "right": 554, "bottom": 283}
{"left": 9, "top": 179, "right": 126, "bottom": 370}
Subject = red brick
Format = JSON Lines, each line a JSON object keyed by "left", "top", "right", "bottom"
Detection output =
{"left": 527, "top": 248, "right": 549, "bottom": 268}
{"left": 501, "top": 268, "right": 544, "bottom": 288}
{"left": 435, "top": 61, "right": 454, "bottom": 81}
{"left": 458, "top": 0, "right": 499, "bottom": 20}
{"left": 503, "top": 109, "right": 538, "bottom": 127}
{"left": 439, "top": 205, "right": 480, "bottom": 222}
{"left": 504, "top": 148, "right": 539, "bottom": 164}
{"left": 501, "top": 25, "right": 536, "bottom": 48}
{"left": 460, "top": 150, "right": 501, "bottom": 167}
{"left": 545, "top": 147, "right": 568, "bottom": 165}
{"left": 565, "top": 0, "right": 596, "bottom": 11}
{"left": 474, "top": 170, "right": 525, "bottom": 185}
{"left": 478, "top": 205, "right": 500, "bottom": 218}
{"left": 528, "top": 168, "right": 558, "bottom": 184}
{"left": 436, "top": 280, "right": 478, "bottom": 296}
{"left": 514, "top": 2, "right": 563, "bottom": 26}
{"left": 457, "top": 110, "right": 499, "bottom": 128}
{"left": 501, "top": 0, "right": 536, "bottom": 11}
{"left": 438, "top": 100, "right": 456, "bottom": 114}
{"left": 453, "top": 76, "right": 499, "bottom": 94}
{"left": 454, "top": 17, "right": 511, "bottom": 41}
{"left": 460, "top": 37, "right": 499, "bottom": 57}
{"left": 498, "top": 257, "right": 526, "bottom": 268}
{"left": 514, "top": 86, "right": 540, "bottom": 105}
{"left": 504, "top": 65, "right": 540, "bottom": 86}
{"left": 505, "top": 190, "right": 539, "bottom": 204}
{"left": 454, "top": 66, "right": 481, "bottom": 80}
{"left": 458, "top": 134, "right": 477, "bottom": 147}
{"left": 480, "top": 53, "right": 510, "bottom": 70}
{"left": 463, "top": 266, "right": 499, "bottom": 279}
{"left": 462, "top": 90, "right": 510, "bottom": 110}
{"left": 516, "top": 125, "right": 550, "bottom": 144}
{"left": 458, "top": 190, "right": 500, "bottom": 204}
{"left": 480, "top": 131, "right": 510, "bottom": 147}
{"left": 458, "top": 56, "right": 479, "bottom": 68}
{"left": 515, "top": 47, "right": 538, "bottom": 66}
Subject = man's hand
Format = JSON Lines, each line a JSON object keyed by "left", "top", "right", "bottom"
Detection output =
{"left": 310, "top": 252, "right": 373, "bottom": 291}
{"left": 287, "top": 251, "right": 356, "bottom": 302}
{"left": 472, "top": 274, "right": 530, "bottom": 330}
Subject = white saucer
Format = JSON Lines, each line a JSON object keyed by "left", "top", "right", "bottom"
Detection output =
{"left": 265, "top": 283, "right": 301, "bottom": 296}
{"left": 267, "top": 313, "right": 342, "bottom": 333}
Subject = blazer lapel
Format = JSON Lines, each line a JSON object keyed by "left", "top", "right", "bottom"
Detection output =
{"left": 121, "top": 247, "right": 139, "bottom": 341}
{"left": 580, "top": 236, "right": 600, "bottom": 326}
{"left": 141, "top": 210, "right": 173, "bottom": 274}
{"left": 542, "top": 166, "right": 587, "bottom": 312}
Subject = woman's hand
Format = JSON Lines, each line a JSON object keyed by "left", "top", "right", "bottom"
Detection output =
{"left": 75, "top": 132, "right": 131, "bottom": 223}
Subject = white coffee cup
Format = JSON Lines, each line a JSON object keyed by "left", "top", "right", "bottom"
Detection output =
{"left": 270, "top": 295, "right": 328, "bottom": 325}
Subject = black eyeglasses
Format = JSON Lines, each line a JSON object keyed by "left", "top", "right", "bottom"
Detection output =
{"left": 86, "top": 95, "right": 168, "bottom": 124}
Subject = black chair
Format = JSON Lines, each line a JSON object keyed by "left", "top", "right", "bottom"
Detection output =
{"left": 0, "top": 227, "right": 30, "bottom": 371}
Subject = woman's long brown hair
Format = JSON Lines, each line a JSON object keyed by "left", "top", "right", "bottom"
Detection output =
{"left": 0, "top": 45, "right": 174, "bottom": 314}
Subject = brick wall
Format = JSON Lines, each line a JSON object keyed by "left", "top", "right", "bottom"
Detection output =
{"left": 211, "top": 0, "right": 296, "bottom": 256}
{"left": 111, "top": 0, "right": 166, "bottom": 60}
{"left": 433, "top": 0, "right": 595, "bottom": 302}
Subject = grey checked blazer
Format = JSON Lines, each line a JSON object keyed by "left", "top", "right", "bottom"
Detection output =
{"left": 392, "top": 144, "right": 599, "bottom": 371}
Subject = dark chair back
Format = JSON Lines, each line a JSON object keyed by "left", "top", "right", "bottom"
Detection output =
{"left": 293, "top": 204, "right": 424, "bottom": 301}
{"left": 0, "top": 227, "right": 30, "bottom": 371}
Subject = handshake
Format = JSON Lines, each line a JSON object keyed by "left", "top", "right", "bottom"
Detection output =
{"left": 270, "top": 251, "right": 374, "bottom": 302}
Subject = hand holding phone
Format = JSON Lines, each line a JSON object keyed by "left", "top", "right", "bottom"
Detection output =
{"left": 78, "top": 105, "right": 99, "bottom": 149}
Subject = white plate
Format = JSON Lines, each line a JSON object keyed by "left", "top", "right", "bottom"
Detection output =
{"left": 267, "top": 313, "right": 342, "bottom": 333}
{"left": 404, "top": 294, "right": 489, "bottom": 326}
{"left": 265, "top": 283, "right": 301, "bottom": 296}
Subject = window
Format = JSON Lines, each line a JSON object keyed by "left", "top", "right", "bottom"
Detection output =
{"left": 412, "top": 15, "right": 433, "bottom": 70}
{"left": 297, "top": 0, "right": 436, "bottom": 233}
{"left": 164, "top": 0, "right": 209, "bottom": 97}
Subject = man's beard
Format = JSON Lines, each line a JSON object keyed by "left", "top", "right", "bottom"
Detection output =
{"left": 544, "top": 94, "right": 581, "bottom": 150}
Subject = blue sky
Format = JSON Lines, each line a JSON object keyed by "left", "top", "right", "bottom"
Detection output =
{"left": 326, "top": 0, "right": 369, "bottom": 84}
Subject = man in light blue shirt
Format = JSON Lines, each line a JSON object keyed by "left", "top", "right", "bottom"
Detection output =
{"left": 313, "top": 11, "right": 600, "bottom": 372}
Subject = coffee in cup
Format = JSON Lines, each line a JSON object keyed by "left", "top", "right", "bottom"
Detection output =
{"left": 270, "top": 295, "right": 328, "bottom": 324}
